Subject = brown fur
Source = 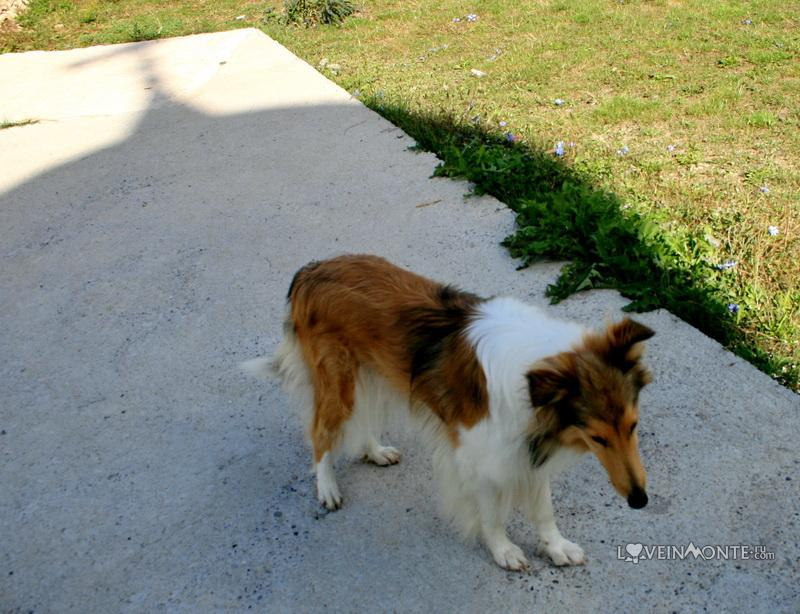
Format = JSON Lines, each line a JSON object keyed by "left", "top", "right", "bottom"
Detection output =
{"left": 526, "top": 319, "right": 654, "bottom": 499}
{"left": 287, "top": 255, "right": 489, "bottom": 460}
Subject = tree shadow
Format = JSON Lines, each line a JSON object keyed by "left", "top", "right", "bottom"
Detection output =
{"left": 365, "top": 98, "right": 797, "bottom": 391}
{"left": 2, "top": 33, "right": 795, "bottom": 393}
{"left": 1, "top": 47, "right": 540, "bottom": 609}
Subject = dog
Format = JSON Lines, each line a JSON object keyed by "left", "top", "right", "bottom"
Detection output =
{"left": 243, "top": 254, "right": 654, "bottom": 570}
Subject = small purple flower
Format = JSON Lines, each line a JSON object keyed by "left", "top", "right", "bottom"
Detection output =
{"left": 728, "top": 303, "right": 740, "bottom": 315}
{"left": 452, "top": 17, "right": 461, "bottom": 22}
{"left": 715, "top": 260, "right": 737, "bottom": 271}
{"left": 506, "top": 132, "right": 518, "bottom": 142}
{"left": 466, "top": 13, "right": 478, "bottom": 22}
{"left": 742, "top": 18, "right": 753, "bottom": 25}
{"left": 499, "top": 120, "right": 508, "bottom": 127}
{"left": 616, "top": 145, "right": 629, "bottom": 156}
{"left": 759, "top": 185, "right": 770, "bottom": 194}
{"left": 667, "top": 144, "right": 676, "bottom": 152}
{"left": 554, "top": 141, "right": 565, "bottom": 157}
{"left": 554, "top": 98, "right": 564, "bottom": 106}
{"left": 768, "top": 225, "right": 780, "bottom": 236}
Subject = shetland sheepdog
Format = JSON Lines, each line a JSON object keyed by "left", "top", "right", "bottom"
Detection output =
{"left": 243, "top": 254, "right": 654, "bottom": 570}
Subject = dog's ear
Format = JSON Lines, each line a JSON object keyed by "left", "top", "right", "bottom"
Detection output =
{"left": 526, "top": 354, "right": 578, "bottom": 407}
{"left": 603, "top": 318, "right": 655, "bottom": 373}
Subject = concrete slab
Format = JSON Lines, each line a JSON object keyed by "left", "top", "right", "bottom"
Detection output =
{"left": 1, "top": 29, "right": 797, "bottom": 613}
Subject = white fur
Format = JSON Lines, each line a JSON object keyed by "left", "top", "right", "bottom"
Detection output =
{"left": 340, "top": 367, "right": 406, "bottom": 461}
{"left": 239, "top": 357, "right": 274, "bottom": 380}
{"left": 251, "top": 297, "right": 590, "bottom": 569}
{"left": 260, "top": 327, "right": 314, "bottom": 440}
{"left": 246, "top": 331, "right": 405, "bottom": 510}
{"left": 453, "top": 297, "right": 587, "bottom": 568}
{"left": 315, "top": 452, "right": 341, "bottom": 510}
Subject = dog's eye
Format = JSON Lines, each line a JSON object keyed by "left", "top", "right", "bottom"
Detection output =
{"left": 591, "top": 435, "right": 608, "bottom": 447}
{"left": 630, "top": 421, "right": 638, "bottom": 435}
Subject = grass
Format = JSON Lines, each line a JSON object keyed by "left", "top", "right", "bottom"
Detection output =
{"left": 1, "top": 118, "right": 40, "bottom": 129}
{"left": 368, "top": 101, "right": 795, "bottom": 386}
{"left": 2, "top": 0, "right": 798, "bottom": 391}
{"left": 2, "top": 0, "right": 257, "bottom": 49}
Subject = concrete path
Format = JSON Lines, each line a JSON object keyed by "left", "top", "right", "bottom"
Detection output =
{"left": 1, "top": 29, "right": 797, "bottom": 613}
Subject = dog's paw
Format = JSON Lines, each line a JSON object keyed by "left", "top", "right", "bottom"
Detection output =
{"left": 491, "top": 542, "right": 529, "bottom": 572}
{"left": 366, "top": 445, "right": 401, "bottom": 466}
{"left": 317, "top": 481, "right": 342, "bottom": 511}
{"left": 544, "top": 538, "right": 585, "bottom": 566}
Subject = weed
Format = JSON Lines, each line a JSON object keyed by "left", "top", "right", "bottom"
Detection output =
{"left": 129, "top": 18, "right": 162, "bottom": 41}
{"left": 1, "top": 119, "right": 40, "bottom": 130}
{"left": 717, "top": 55, "right": 740, "bottom": 68}
{"left": 747, "top": 111, "right": 777, "bottom": 128}
{"left": 283, "top": 0, "right": 355, "bottom": 26}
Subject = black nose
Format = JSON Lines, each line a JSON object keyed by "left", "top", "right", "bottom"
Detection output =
{"left": 627, "top": 487, "right": 648, "bottom": 509}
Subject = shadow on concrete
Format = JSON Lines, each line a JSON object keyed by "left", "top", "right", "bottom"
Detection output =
{"left": 363, "top": 99, "right": 798, "bottom": 392}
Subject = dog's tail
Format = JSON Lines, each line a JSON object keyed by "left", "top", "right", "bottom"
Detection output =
{"left": 240, "top": 356, "right": 275, "bottom": 381}
{"left": 241, "top": 317, "right": 309, "bottom": 393}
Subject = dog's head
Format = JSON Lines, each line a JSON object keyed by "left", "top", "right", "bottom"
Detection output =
{"left": 526, "top": 318, "right": 655, "bottom": 509}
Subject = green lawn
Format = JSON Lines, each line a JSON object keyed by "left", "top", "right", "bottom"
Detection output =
{"left": 3, "top": 0, "right": 798, "bottom": 391}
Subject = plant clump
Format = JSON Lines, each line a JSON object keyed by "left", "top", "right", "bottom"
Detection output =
{"left": 282, "top": 0, "right": 355, "bottom": 26}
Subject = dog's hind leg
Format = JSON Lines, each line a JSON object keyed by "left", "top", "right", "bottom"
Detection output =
{"left": 352, "top": 370, "right": 401, "bottom": 466}
{"left": 315, "top": 451, "right": 341, "bottom": 511}
{"left": 529, "top": 477, "right": 585, "bottom": 566}
{"left": 307, "top": 336, "right": 357, "bottom": 511}
{"left": 364, "top": 437, "right": 401, "bottom": 466}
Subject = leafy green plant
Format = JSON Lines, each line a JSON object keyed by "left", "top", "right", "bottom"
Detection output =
{"left": 128, "top": 18, "right": 162, "bottom": 41}
{"left": 283, "top": 0, "right": 355, "bottom": 26}
{"left": 17, "top": 0, "right": 74, "bottom": 26}
{"left": 717, "top": 55, "right": 740, "bottom": 68}
{"left": 747, "top": 111, "right": 777, "bottom": 128}
{"left": 78, "top": 11, "right": 97, "bottom": 24}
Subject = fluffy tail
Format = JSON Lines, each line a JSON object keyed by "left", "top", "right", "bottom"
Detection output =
{"left": 243, "top": 326, "right": 313, "bottom": 442}
{"left": 241, "top": 325, "right": 310, "bottom": 394}
{"left": 240, "top": 356, "right": 275, "bottom": 381}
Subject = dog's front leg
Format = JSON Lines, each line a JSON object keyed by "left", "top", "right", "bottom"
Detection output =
{"left": 475, "top": 482, "right": 528, "bottom": 571}
{"left": 530, "top": 478, "right": 586, "bottom": 566}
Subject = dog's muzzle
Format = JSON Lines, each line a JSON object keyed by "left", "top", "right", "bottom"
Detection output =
{"left": 627, "top": 486, "right": 648, "bottom": 509}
